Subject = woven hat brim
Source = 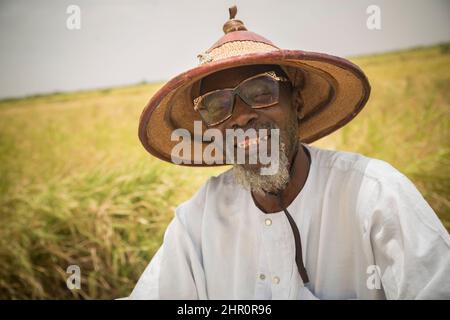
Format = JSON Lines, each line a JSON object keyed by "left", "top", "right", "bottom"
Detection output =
{"left": 138, "top": 49, "right": 370, "bottom": 166}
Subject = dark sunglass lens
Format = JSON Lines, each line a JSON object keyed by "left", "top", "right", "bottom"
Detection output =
{"left": 240, "top": 76, "right": 279, "bottom": 107}
{"left": 199, "top": 90, "right": 234, "bottom": 125}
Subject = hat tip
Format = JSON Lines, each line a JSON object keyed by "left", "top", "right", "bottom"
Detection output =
{"left": 223, "top": 5, "right": 247, "bottom": 34}
{"left": 229, "top": 5, "right": 237, "bottom": 19}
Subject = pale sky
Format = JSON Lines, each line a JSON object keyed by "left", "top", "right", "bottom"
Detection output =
{"left": 0, "top": 0, "right": 449, "bottom": 99}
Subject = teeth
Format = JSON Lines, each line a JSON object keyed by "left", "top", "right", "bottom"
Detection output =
{"left": 237, "top": 135, "right": 269, "bottom": 148}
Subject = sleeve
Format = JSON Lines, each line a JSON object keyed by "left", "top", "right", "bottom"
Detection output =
{"left": 128, "top": 182, "right": 210, "bottom": 300}
{"left": 363, "top": 163, "right": 450, "bottom": 299}
{"left": 127, "top": 245, "right": 163, "bottom": 299}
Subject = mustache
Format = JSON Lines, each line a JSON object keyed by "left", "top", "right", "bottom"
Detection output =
{"left": 237, "top": 120, "right": 278, "bottom": 133}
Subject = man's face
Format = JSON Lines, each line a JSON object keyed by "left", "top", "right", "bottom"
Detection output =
{"left": 198, "top": 64, "right": 300, "bottom": 193}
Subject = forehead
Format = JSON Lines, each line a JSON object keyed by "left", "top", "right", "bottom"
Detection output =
{"left": 199, "top": 64, "right": 284, "bottom": 94}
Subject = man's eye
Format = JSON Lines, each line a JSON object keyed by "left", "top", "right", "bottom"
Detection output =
{"left": 253, "top": 92, "right": 271, "bottom": 97}
{"left": 248, "top": 90, "right": 271, "bottom": 100}
{"left": 209, "top": 100, "right": 228, "bottom": 109}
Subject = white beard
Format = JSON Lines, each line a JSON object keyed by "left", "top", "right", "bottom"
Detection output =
{"left": 232, "top": 141, "right": 290, "bottom": 195}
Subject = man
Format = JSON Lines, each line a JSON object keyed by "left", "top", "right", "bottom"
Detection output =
{"left": 130, "top": 7, "right": 450, "bottom": 299}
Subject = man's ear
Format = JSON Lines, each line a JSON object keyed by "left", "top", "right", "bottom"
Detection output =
{"left": 291, "top": 86, "right": 305, "bottom": 122}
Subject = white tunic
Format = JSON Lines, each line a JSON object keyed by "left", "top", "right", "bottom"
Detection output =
{"left": 129, "top": 143, "right": 450, "bottom": 299}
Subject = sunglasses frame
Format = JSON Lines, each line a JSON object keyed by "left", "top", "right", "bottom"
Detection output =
{"left": 193, "top": 71, "right": 290, "bottom": 127}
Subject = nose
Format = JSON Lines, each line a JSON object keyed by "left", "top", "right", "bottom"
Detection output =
{"left": 227, "top": 94, "right": 258, "bottom": 129}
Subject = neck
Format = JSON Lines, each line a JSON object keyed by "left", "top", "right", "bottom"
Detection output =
{"left": 251, "top": 141, "right": 310, "bottom": 213}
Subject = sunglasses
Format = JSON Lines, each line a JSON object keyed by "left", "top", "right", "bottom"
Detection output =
{"left": 193, "top": 71, "right": 290, "bottom": 127}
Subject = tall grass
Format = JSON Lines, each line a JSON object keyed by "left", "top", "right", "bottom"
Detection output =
{"left": 0, "top": 44, "right": 449, "bottom": 299}
{"left": 314, "top": 44, "right": 450, "bottom": 229}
